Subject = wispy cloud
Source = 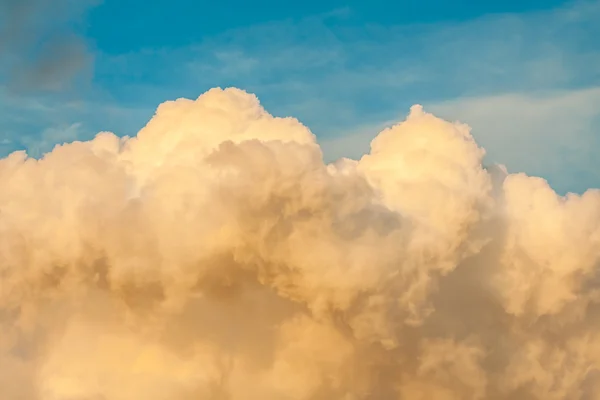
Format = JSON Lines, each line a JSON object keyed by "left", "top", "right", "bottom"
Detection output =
{"left": 93, "top": 0, "right": 599, "bottom": 125}
{"left": 0, "top": 86, "right": 151, "bottom": 156}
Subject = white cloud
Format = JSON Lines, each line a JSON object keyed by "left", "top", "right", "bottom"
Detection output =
{"left": 320, "top": 87, "right": 600, "bottom": 194}
{"left": 3, "top": 88, "right": 600, "bottom": 399}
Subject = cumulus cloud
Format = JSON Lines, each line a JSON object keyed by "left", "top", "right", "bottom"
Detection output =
{"left": 1, "top": 87, "right": 600, "bottom": 399}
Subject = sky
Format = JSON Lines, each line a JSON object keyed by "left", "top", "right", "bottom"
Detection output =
{"left": 2, "top": 2, "right": 600, "bottom": 398}
{"left": 0, "top": 0, "right": 599, "bottom": 194}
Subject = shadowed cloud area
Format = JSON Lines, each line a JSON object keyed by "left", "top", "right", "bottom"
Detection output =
{"left": 1, "top": 88, "right": 600, "bottom": 399}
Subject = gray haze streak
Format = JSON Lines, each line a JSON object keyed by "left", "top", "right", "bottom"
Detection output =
{"left": 0, "top": 0, "right": 100, "bottom": 93}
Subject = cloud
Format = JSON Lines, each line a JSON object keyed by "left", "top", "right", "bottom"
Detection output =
{"left": 428, "top": 87, "right": 600, "bottom": 194}
{"left": 0, "top": 0, "right": 100, "bottom": 93}
{"left": 112, "top": 0, "right": 598, "bottom": 105}
{"left": 322, "top": 87, "right": 600, "bottom": 195}
{"left": 19, "top": 122, "right": 85, "bottom": 157}
{"left": 1, "top": 88, "right": 600, "bottom": 399}
{"left": 0, "top": 84, "right": 153, "bottom": 158}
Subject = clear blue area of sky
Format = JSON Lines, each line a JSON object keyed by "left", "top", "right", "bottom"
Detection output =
{"left": 87, "top": 0, "right": 569, "bottom": 53}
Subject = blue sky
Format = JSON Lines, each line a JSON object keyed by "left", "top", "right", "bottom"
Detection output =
{"left": 0, "top": 0, "right": 599, "bottom": 194}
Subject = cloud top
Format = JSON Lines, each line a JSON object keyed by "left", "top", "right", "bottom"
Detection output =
{"left": 1, "top": 87, "right": 599, "bottom": 399}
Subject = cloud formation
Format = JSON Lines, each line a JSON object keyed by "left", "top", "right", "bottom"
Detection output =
{"left": 1, "top": 88, "right": 600, "bottom": 399}
{"left": 320, "top": 87, "right": 600, "bottom": 195}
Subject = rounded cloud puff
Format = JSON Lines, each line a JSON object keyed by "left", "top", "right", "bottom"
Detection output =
{"left": 1, "top": 88, "right": 599, "bottom": 400}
